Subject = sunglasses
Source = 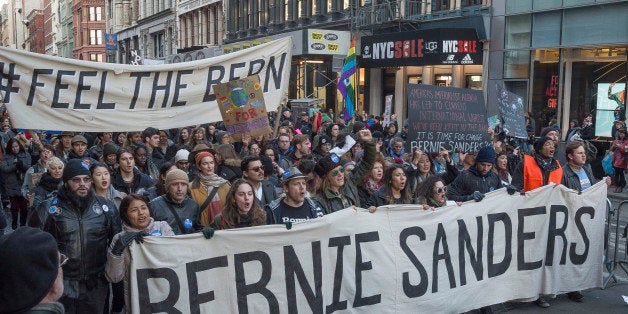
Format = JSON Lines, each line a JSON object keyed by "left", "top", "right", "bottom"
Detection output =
{"left": 59, "top": 253, "right": 69, "bottom": 268}
{"left": 434, "top": 186, "right": 447, "bottom": 194}
{"left": 331, "top": 167, "right": 345, "bottom": 177}
{"left": 71, "top": 177, "right": 92, "bottom": 184}
{"left": 248, "top": 166, "right": 264, "bottom": 172}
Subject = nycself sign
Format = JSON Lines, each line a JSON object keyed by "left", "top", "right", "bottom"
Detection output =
{"left": 360, "top": 28, "right": 482, "bottom": 68}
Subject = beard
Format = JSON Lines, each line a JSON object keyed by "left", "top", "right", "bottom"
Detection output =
{"left": 61, "top": 187, "right": 94, "bottom": 212}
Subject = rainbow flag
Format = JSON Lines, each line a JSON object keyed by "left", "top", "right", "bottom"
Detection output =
{"left": 338, "top": 36, "right": 356, "bottom": 121}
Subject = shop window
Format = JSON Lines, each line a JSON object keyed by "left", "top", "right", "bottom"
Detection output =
{"left": 435, "top": 75, "right": 452, "bottom": 87}
{"left": 504, "top": 50, "right": 530, "bottom": 78}
{"left": 466, "top": 75, "right": 482, "bottom": 90}
{"left": 531, "top": 56, "right": 559, "bottom": 135}
{"left": 408, "top": 75, "right": 422, "bottom": 84}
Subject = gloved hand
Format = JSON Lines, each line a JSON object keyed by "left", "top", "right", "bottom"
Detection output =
{"left": 202, "top": 227, "right": 215, "bottom": 239}
{"left": 111, "top": 232, "right": 146, "bottom": 256}
{"left": 506, "top": 185, "right": 518, "bottom": 195}
{"left": 471, "top": 191, "right": 485, "bottom": 202}
{"left": 283, "top": 221, "right": 293, "bottom": 230}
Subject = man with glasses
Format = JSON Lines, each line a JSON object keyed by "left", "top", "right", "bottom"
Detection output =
{"left": 241, "top": 156, "right": 276, "bottom": 207}
{"left": 43, "top": 159, "right": 116, "bottom": 313}
{"left": 0, "top": 227, "right": 67, "bottom": 313}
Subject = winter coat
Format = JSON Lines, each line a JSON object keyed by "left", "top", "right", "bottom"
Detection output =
{"left": 447, "top": 164, "right": 503, "bottom": 202}
{"left": 149, "top": 194, "right": 202, "bottom": 235}
{"left": 313, "top": 140, "right": 376, "bottom": 213}
{"left": 562, "top": 163, "right": 598, "bottom": 192}
{"left": 27, "top": 173, "right": 62, "bottom": 229}
{"left": 21, "top": 162, "right": 46, "bottom": 197}
{"left": 217, "top": 158, "right": 242, "bottom": 181}
{"left": 189, "top": 179, "right": 230, "bottom": 227}
{"left": 66, "top": 149, "right": 98, "bottom": 167}
{"left": 0, "top": 151, "right": 32, "bottom": 197}
{"left": 611, "top": 139, "right": 628, "bottom": 169}
{"left": 111, "top": 168, "right": 155, "bottom": 195}
{"left": 43, "top": 190, "right": 115, "bottom": 281}
{"left": 512, "top": 154, "right": 563, "bottom": 192}
{"left": 105, "top": 219, "right": 174, "bottom": 311}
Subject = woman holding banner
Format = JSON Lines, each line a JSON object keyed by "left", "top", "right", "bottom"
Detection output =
{"left": 366, "top": 163, "right": 412, "bottom": 209}
{"left": 105, "top": 194, "right": 174, "bottom": 312}
{"left": 414, "top": 175, "right": 460, "bottom": 210}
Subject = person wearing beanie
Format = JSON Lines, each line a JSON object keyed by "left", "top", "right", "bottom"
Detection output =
{"left": 101, "top": 142, "right": 120, "bottom": 173}
{"left": 41, "top": 158, "right": 116, "bottom": 313}
{"left": 312, "top": 129, "right": 377, "bottom": 214}
{"left": 540, "top": 126, "right": 568, "bottom": 167}
{"left": 187, "top": 150, "right": 231, "bottom": 227}
{"left": 174, "top": 149, "right": 191, "bottom": 174}
{"left": 512, "top": 137, "right": 563, "bottom": 195}
{"left": 311, "top": 134, "right": 332, "bottom": 161}
{"left": 0, "top": 227, "right": 65, "bottom": 313}
{"left": 447, "top": 146, "right": 506, "bottom": 203}
{"left": 150, "top": 168, "right": 202, "bottom": 235}
{"left": 106, "top": 194, "right": 174, "bottom": 311}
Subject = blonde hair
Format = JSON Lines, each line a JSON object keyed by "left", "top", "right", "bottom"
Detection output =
{"left": 46, "top": 156, "right": 64, "bottom": 171}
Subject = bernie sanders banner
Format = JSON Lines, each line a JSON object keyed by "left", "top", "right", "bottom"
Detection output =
{"left": 129, "top": 182, "right": 606, "bottom": 313}
{"left": 0, "top": 37, "right": 292, "bottom": 132}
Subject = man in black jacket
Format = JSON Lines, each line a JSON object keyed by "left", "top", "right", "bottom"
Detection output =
{"left": 111, "top": 148, "right": 154, "bottom": 195}
{"left": 447, "top": 146, "right": 505, "bottom": 202}
{"left": 43, "top": 159, "right": 116, "bottom": 313}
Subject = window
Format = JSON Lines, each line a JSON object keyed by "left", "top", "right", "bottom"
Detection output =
{"left": 432, "top": 0, "right": 450, "bottom": 11}
{"left": 90, "top": 29, "right": 103, "bottom": 45}
{"left": 90, "top": 53, "right": 103, "bottom": 62}
{"left": 89, "top": 7, "right": 102, "bottom": 21}
{"left": 153, "top": 32, "right": 164, "bottom": 58}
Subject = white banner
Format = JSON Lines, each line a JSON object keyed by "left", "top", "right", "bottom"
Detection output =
{"left": 0, "top": 37, "right": 292, "bottom": 132}
{"left": 129, "top": 182, "right": 607, "bottom": 313}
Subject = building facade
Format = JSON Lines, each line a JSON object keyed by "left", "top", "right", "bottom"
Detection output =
{"left": 171, "top": 0, "right": 225, "bottom": 63}
{"left": 113, "top": 0, "right": 177, "bottom": 64}
{"left": 57, "top": 0, "right": 74, "bottom": 58}
{"left": 44, "top": 0, "right": 61, "bottom": 55}
{"left": 72, "top": 0, "right": 106, "bottom": 61}
{"left": 26, "top": 9, "right": 45, "bottom": 53}
{"left": 489, "top": 0, "right": 628, "bottom": 138}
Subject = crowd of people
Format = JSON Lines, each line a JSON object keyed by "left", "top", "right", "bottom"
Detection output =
{"left": 0, "top": 107, "right": 626, "bottom": 314}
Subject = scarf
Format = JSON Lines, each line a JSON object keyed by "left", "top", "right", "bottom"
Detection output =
{"left": 364, "top": 179, "right": 383, "bottom": 195}
{"left": 534, "top": 153, "right": 560, "bottom": 172}
{"left": 197, "top": 172, "right": 228, "bottom": 191}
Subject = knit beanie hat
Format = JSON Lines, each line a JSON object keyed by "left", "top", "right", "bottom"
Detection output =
{"left": 0, "top": 227, "right": 59, "bottom": 313}
{"left": 103, "top": 142, "right": 118, "bottom": 158}
{"left": 352, "top": 121, "right": 366, "bottom": 134}
{"left": 63, "top": 159, "right": 91, "bottom": 182}
{"left": 475, "top": 146, "right": 496, "bottom": 164}
{"left": 165, "top": 168, "right": 189, "bottom": 187}
{"left": 534, "top": 137, "right": 554, "bottom": 153}
{"left": 71, "top": 134, "right": 87, "bottom": 145}
{"left": 195, "top": 151, "right": 214, "bottom": 168}
{"left": 175, "top": 149, "right": 190, "bottom": 163}
{"left": 314, "top": 153, "right": 342, "bottom": 177}
{"left": 540, "top": 126, "right": 559, "bottom": 138}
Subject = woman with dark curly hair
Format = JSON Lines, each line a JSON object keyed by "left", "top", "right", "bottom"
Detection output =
{"left": 415, "top": 175, "right": 460, "bottom": 210}
{"left": 210, "top": 179, "right": 266, "bottom": 229}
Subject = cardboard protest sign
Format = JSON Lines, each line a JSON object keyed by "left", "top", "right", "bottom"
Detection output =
{"left": 129, "top": 182, "right": 607, "bottom": 313}
{"left": 406, "top": 84, "right": 491, "bottom": 153}
{"left": 212, "top": 75, "right": 272, "bottom": 142}
{"left": 496, "top": 85, "right": 528, "bottom": 139}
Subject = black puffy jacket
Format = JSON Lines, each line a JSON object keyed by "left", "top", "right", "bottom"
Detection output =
{"left": 447, "top": 165, "right": 503, "bottom": 202}
{"left": 43, "top": 189, "right": 115, "bottom": 280}
{"left": 111, "top": 168, "right": 155, "bottom": 195}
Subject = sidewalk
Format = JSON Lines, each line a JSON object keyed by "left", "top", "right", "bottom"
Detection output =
{"left": 608, "top": 189, "right": 628, "bottom": 201}
{"left": 496, "top": 281, "right": 628, "bottom": 313}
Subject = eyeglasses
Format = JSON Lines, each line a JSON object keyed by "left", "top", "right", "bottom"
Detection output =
{"left": 331, "top": 167, "right": 345, "bottom": 177}
{"left": 70, "top": 177, "right": 92, "bottom": 184}
{"left": 434, "top": 186, "right": 447, "bottom": 194}
{"left": 248, "top": 166, "right": 264, "bottom": 172}
{"left": 59, "top": 253, "right": 69, "bottom": 268}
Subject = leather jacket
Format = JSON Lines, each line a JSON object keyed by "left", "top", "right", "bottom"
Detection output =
{"left": 43, "top": 189, "right": 115, "bottom": 281}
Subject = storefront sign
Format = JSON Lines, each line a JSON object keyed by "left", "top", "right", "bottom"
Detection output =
{"left": 360, "top": 28, "right": 482, "bottom": 68}
{"left": 406, "top": 84, "right": 491, "bottom": 153}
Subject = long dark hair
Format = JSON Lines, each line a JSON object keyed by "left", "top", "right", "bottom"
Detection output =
{"left": 415, "top": 175, "right": 444, "bottom": 206}
{"left": 220, "top": 179, "right": 266, "bottom": 229}
{"left": 5, "top": 138, "right": 24, "bottom": 155}
{"left": 119, "top": 194, "right": 151, "bottom": 226}
{"left": 381, "top": 164, "right": 412, "bottom": 205}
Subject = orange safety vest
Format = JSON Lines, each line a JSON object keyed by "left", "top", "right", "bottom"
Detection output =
{"left": 522, "top": 155, "right": 563, "bottom": 192}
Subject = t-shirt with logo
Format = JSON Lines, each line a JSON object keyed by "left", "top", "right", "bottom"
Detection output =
{"left": 277, "top": 200, "right": 314, "bottom": 223}
{"left": 574, "top": 168, "right": 591, "bottom": 191}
